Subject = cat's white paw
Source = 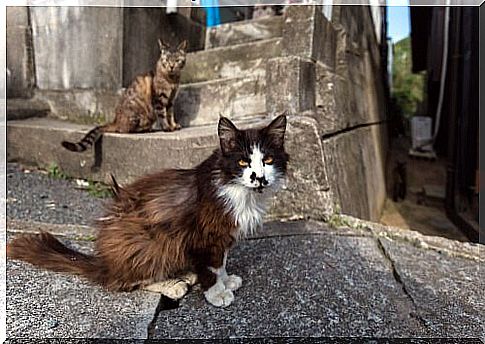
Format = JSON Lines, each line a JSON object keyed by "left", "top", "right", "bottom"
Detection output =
{"left": 204, "top": 282, "right": 235, "bottom": 307}
{"left": 223, "top": 274, "right": 242, "bottom": 291}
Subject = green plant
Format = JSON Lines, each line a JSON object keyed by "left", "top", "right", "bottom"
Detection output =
{"left": 326, "top": 204, "right": 351, "bottom": 228}
{"left": 47, "top": 163, "right": 68, "bottom": 180}
{"left": 392, "top": 37, "right": 426, "bottom": 119}
{"left": 86, "top": 180, "right": 113, "bottom": 198}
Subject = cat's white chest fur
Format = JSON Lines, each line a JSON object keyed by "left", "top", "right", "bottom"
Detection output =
{"left": 218, "top": 184, "right": 268, "bottom": 238}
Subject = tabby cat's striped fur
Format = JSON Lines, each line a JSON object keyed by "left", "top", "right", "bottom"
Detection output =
{"left": 61, "top": 39, "right": 187, "bottom": 152}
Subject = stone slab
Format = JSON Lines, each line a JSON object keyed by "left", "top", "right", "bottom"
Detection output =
{"left": 182, "top": 38, "right": 282, "bottom": 84}
{"left": 7, "top": 235, "right": 160, "bottom": 339}
{"left": 7, "top": 117, "right": 219, "bottom": 185}
{"left": 6, "top": 26, "right": 35, "bottom": 98}
{"left": 282, "top": 6, "right": 336, "bottom": 70}
{"left": 34, "top": 89, "right": 121, "bottom": 124}
{"left": 266, "top": 57, "right": 316, "bottom": 116}
{"left": 33, "top": 75, "right": 266, "bottom": 127}
{"left": 7, "top": 7, "right": 29, "bottom": 27}
{"left": 30, "top": 7, "right": 123, "bottom": 90}
{"left": 379, "top": 237, "right": 485, "bottom": 338}
{"left": 152, "top": 234, "right": 424, "bottom": 338}
{"left": 315, "top": 65, "right": 369, "bottom": 135}
{"left": 7, "top": 98, "right": 50, "bottom": 120}
{"left": 205, "top": 16, "right": 283, "bottom": 49}
{"left": 268, "top": 116, "right": 333, "bottom": 221}
{"left": 322, "top": 128, "right": 371, "bottom": 220}
{"left": 176, "top": 76, "right": 266, "bottom": 127}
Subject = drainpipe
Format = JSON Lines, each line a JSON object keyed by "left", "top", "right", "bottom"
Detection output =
{"left": 445, "top": 7, "right": 460, "bottom": 221}
{"left": 431, "top": 5, "right": 450, "bottom": 146}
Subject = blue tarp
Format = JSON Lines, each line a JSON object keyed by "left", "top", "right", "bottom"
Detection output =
{"left": 201, "top": 0, "right": 221, "bottom": 27}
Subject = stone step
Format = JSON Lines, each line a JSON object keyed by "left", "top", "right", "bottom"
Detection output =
{"left": 6, "top": 117, "right": 263, "bottom": 185}
{"left": 7, "top": 98, "right": 50, "bottom": 120}
{"left": 181, "top": 37, "right": 282, "bottom": 84}
{"left": 7, "top": 116, "right": 333, "bottom": 221}
{"left": 175, "top": 75, "right": 266, "bottom": 127}
{"left": 205, "top": 16, "right": 284, "bottom": 49}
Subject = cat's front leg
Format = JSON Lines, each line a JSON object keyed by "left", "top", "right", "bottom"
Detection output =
{"left": 153, "top": 102, "right": 171, "bottom": 132}
{"left": 166, "top": 106, "right": 181, "bottom": 131}
{"left": 196, "top": 249, "right": 238, "bottom": 307}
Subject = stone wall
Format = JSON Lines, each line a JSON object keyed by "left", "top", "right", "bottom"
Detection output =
{"left": 265, "top": 6, "right": 388, "bottom": 221}
{"left": 6, "top": 7, "right": 35, "bottom": 98}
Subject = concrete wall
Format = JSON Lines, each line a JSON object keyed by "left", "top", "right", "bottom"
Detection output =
{"left": 6, "top": 7, "right": 35, "bottom": 98}
{"left": 30, "top": 7, "right": 123, "bottom": 91}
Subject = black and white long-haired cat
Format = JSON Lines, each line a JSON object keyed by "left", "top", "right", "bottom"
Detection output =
{"left": 8, "top": 115, "right": 289, "bottom": 307}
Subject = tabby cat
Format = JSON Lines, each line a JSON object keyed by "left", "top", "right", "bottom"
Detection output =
{"left": 9, "top": 115, "right": 289, "bottom": 307}
{"left": 61, "top": 39, "right": 187, "bottom": 152}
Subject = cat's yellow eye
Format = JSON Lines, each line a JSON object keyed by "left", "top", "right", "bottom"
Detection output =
{"left": 263, "top": 156, "right": 274, "bottom": 165}
{"left": 238, "top": 160, "right": 249, "bottom": 167}
{"left": 238, "top": 159, "right": 249, "bottom": 167}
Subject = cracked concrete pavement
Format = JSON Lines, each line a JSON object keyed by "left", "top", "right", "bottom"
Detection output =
{"left": 6, "top": 218, "right": 484, "bottom": 340}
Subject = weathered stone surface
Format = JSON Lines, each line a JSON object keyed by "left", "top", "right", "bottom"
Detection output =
{"left": 34, "top": 89, "right": 120, "bottom": 124}
{"left": 333, "top": 6, "right": 367, "bottom": 53}
{"left": 7, "top": 235, "right": 160, "bottom": 338}
{"left": 181, "top": 37, "right": 282, "bottom": 84}
{"left": 267, "top": 116, "right": 334, "bottom": 220}
{"left": 343, "top": 215, "right": 484, "bottom": 263}
{"left": 6, "top": 7, "right": 35, "bottom": 98}
{"left": 314, "top": 64, "right": 367, "bottom": 134}
{"left": 176, "top": 76, "right": 266, "bottom": 127}
{"left": 322, "top": 125, "right": 385, "bottom": 222}
{"left": 282, "top": 6, "right": 336, "bottom": 70}
{"left": 7, "top": 117, "right": 218, "bottom": 185}
{"left": 7, "top": 216, "right": 483, "bottom": 339}
{"left": 205, "top": 15, "right": 283, "bottom": 49}
{"left": 6, "top": 7, "right": 29, "bottom": 27}
{"left": 153, "top": 234, "right": 425, "bottom": 338}
{"left": 7, "top": 98, "right": 50, "bottom": 120}
{"left": 30, "top": 7, "right": 123, "bottom": 90}
{"left": 266, "top": 57, "right": 315, "bottom": 116}
{"left": 379, "top": 237, "right": 485, "bottom": 338}
{"left": 322, "top": 128, "right": 371, "bottom": 220}
{"left": 7, "top": 116, "right": 333, "bottom": 221}
{"left": 362, "top": 124, "right": 387, "bottom": 220}
{"left": 30, "top": 74, "right": 266, "bottom": 127}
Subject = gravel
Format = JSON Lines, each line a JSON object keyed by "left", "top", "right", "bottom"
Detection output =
{"left": 7, "top": 163, "right": 106, "bottom": 225}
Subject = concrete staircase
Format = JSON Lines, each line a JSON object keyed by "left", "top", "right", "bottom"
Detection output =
{"left": 176, "top": 17, "right": 283, "bottom": 127}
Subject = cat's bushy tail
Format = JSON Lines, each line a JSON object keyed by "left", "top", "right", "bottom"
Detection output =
{"left": 7, "top": 232, "right": 104, "bottom": 284}
{"left": 61, "top": 123, "right": 117, "bottom": 152}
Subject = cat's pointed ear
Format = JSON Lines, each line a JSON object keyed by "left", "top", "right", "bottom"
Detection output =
{"left": 177, "top": 40, "right": 188, "bottom": 52}
{"left": 265, "top": 113, "right": 287, "bottom": 147}
{"left": 218, "top": 117, "right": 239, "bottom": 154}
{"left": 158, "top": 38, "right": 169, "bottom": 51}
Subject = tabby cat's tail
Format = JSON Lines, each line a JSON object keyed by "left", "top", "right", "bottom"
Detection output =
{"left": 61, "top": 124, "right": 116, "bottom": 152}
{"left": 7, "top": 232, "right": 104, "bottom": 284}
